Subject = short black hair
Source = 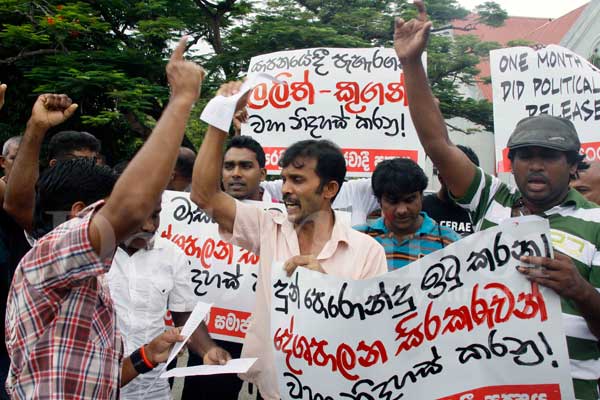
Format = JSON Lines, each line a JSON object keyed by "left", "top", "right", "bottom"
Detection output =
{"left": 457, "top": 145, "right": 480, "bottom": 166}
{"left": 32, "top": 158, "right": 117, "bottom": 239}
{"left": 278, "top": 140, "right": 346, "bottom": 199}
{"left": 225, "top": 136, "right": 266, "bottom": 168}
{"left": 175, "top": 147, "right": 196, "bottom": 178}
{"left": 48, "top": 130, "right": 101, "bottom": 161}
{"left": 372, "top": 158, "right": 428, "bottom": 201}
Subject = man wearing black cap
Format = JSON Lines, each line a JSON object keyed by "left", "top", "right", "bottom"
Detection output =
{"left": 393, "top": 1, "right": 600, "bottom": 398}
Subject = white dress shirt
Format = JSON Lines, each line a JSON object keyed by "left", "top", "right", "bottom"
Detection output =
{"left": 107, "top": 237, "right": 196, "bottom": 400}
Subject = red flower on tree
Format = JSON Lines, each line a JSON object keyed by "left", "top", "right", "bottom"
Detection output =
{"left": 46, "top": 16, "right": 55, "bottom": 25}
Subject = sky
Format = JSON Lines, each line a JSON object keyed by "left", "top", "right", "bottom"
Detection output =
{"left": 456, "top": 0, "right": 590, "bottom": 18}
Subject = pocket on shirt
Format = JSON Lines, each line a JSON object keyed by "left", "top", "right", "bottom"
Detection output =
{"left": 151, "top": 279, "right": 173, "bottom": 297}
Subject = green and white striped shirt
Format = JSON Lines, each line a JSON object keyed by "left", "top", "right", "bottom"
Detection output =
{"left": 457, "top": 167, "right": 600, "bottom": 400}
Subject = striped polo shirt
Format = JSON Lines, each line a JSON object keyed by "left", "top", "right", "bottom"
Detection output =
{"left": 354, "top": 212, "right": 461, "bottom": 270}
{"left": 457, "top": 167, "right": 600, "bottom": 400}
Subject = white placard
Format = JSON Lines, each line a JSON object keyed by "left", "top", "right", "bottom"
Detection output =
{"left": 491, "top": 45, "right": 600, "bottom": 172}
{"left": 242, "top": 48, "right": 427, "bottom": 177}
{"left": 271, "top": 218, "right": 574, "bottom": 399}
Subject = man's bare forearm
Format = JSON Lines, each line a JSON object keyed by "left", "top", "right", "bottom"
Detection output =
{"left": 190, "top": 125, "right": 227, "bottom": 210}
{"left": 99, "top": 97, "right": 194, "bottom": 244}
{"left": 3, "top": 121, "right": 45, "bottom": 232}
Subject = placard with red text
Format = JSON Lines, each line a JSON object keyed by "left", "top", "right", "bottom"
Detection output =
{"left": 491, "top": 45, "right": 600, "bottom": 173}
{"left": 242, "top": 48, "right": 426, "bottom": 177}
{"left": 271, "top": 218, "right": 574, "bottom": 399}
{"left": 159, "top": 191, "right": 284, "bottom": 343}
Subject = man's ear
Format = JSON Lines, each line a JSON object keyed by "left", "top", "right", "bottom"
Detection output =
{"left": 322, "top": 180, "right": 340, "bottom": 201}
{"left": 69, "top": 201, "right": 87, "bottom": 218}
{"left": 49, "top": 158, "right": 57, "bottom": 167}
{"left": 260, "top": 168, "right": 267, "bottom": 181}
{"left": 0, "top": 156, "right": 6, "bottom": 169}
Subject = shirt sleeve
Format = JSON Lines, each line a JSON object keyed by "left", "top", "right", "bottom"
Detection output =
{"left": 21, "top": 202, "right": 110, "bottom": 295}
{"left": 261, "top": 180, "right": 283, "bottom": 202}
{"left": 219, "top": 200, "right": 267, "bottom": 256}
{"left": 332, "top": 178, "right": 379, "bottom": 226}
{"left": 167, "top": 247, "right": 197, "bottom": 312}
{"left": 359, "top": 237, "right": 389, "bottom": 279}
{"left": 452, "top": 167, "right": 507, "bottom": 229}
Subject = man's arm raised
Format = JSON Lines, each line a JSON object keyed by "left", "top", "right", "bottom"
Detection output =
{"left": 4, "top": 94, "right": 78, "bottom": 232}
{"left": 90, "top": 37, "right": 204, "bottom": 257}
{"left": 395, "top": 1, "right": 476, "bottom": 198}
{"left": 190, "top": 82, "right": 246, "bottom": 235}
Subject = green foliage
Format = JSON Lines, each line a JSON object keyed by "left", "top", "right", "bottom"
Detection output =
{"left": 591, "top": 53, "right": 600, "bottom": 69}
{"left": 0, "top": 0, "right": 507, "bottom": 162}
{"left": 506, "top": 39, "right": 536, "bottom": 47}
{"left": 475, "top": 2, "right": 508, "bottom": 27}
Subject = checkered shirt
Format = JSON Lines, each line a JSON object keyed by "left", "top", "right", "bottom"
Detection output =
{"left": 4, "top": 201, "right": 123, "bottom": 399}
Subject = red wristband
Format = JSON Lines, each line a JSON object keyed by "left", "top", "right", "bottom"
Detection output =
{"left": 140, "top": 345, "right": 157, "bottom": 369}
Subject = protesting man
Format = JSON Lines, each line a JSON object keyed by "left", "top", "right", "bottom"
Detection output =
{"left": 571, "top": 161, "right": 600, "bottom": 204}
{"left": 234, "top": 108, "right": 379, "bottom": 225}
{"left": 107, "top": 194, "right": 230, "bottom": 399}
{"left": 182, "top": 134, "right": 270, "bottom": 400}
{"left": 0, "top": 86, "right": 30, "bottom": 400}
{"left": 394, "top": 2, "right": 600, "bottom": 397}
{"left": 190, "top": 82, "right": 388, "bottom": 400}
{"left": 3, "top": 128, "right": 101, "bottom": 233}
{"left": 223, "top": 135, "right": 271, "bottom": 202}
{"left": 355, "top": 158, "right": 460, "bottom": 270}
{"left": 5, "top": 37, "right": 205, "bottom": 399}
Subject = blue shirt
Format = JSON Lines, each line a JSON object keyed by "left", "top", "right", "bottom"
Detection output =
{"left": 354, "top": 212, "right": 461, "bottom": 270}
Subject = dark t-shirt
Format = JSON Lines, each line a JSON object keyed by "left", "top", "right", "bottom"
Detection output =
{"left": 422, "top": 193, "right": 474, "bottom": 236}
{"left": 0, "top": 208, "right": 31, "bottom": 356}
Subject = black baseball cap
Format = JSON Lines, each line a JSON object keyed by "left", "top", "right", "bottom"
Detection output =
{"left": 507, "top": 115, "right": 580, "bottom": 152}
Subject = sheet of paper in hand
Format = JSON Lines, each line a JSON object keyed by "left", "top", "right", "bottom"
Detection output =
{"left": 271, "top": 218, "right": 575, "bottom": 399}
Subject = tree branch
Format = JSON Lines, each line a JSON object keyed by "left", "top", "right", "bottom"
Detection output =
{"left": 446, "top": 121, "right": 476, "bottom": 135}
{"left": 0, "top": 49, "right": 60, "bottom": 65}
{"left": 124, "top": 111, "right": 152, "bottom": 138}
{"left": 432, "top": 24, "right": 478, "bottom": 33}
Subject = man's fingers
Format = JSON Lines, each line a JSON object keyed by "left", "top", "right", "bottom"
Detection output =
{"left": 217, "top": 81, "right": 243, "bottom": 97}
{"left": 521, "top": 255, "right": 564, "bottom": 271}
{"left": 517, "top": 266, "right": 552, "bottom": 279}
{"left": 524, "top": 275, "right": 559, "bottom": 291}
{"left": 394, "top": 17, "right": 405, "bottom": 32}
{"left": 553, "top": 251, "right": 571, "bottom": 262}
{"left": 415, "top": 0, "right": 427, "bottom": 21}
{"left": 171, "top": 36, "right": 188, "bottom": 62}
{"left": 421, "top": 20, "right": 433, "bottom": 35}
{"left": 62, "top": 103, "right": 79, "bottom": 120}
{"left": 0, "top": 83, "right": 7, "bottom": 107}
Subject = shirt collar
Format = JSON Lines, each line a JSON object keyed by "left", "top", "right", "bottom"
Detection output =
{"left": 561, "top": 188, "right": 586, "bottom": 207}
{"left": 369, "top": 212, "right": 436, "bottom": 236}
{"left": 279, "top": 209, "right": 350, "bottom": 260}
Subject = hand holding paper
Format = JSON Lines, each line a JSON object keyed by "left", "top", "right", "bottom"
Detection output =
{"left": 164, "top": 301, "right": 212, "bottom": 368}
{"left": 200, "top": 72, "right": 280, "bottom": 132}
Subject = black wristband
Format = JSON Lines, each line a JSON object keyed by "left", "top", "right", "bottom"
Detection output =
{"left": 130, "top": 347, "right": 153, "bottom": 374}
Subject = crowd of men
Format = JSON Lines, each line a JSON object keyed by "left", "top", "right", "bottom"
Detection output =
{"left": 0, "top": 1, "right": 599, "bottom": 399}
